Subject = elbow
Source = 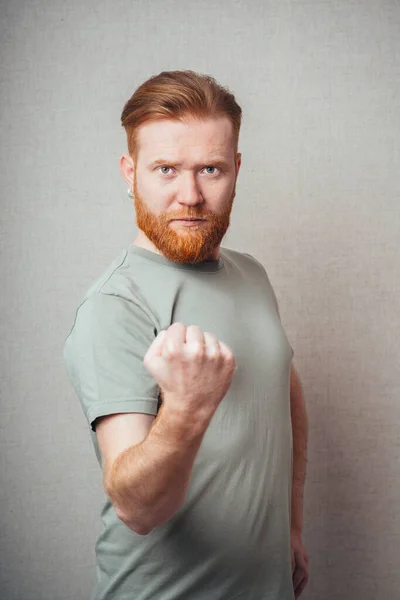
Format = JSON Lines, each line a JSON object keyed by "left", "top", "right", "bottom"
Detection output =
{"left": 114, "top": 505, "right": 154, "bottom": 536}
{"left": 113, "top": 499, "right": 185, "bottom": 535}
{"left": 133, "top": 524, "right": 153, "bottom": 536}
{"left": 104, "top": 479, "right": 153, "bottom": 535}
{"left": 104, "top": 475, "right": 185, "bottom": 535}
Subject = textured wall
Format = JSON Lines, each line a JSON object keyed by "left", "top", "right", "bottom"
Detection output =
{"left": 1, "top": 1, "right": 399, "bottom": 599}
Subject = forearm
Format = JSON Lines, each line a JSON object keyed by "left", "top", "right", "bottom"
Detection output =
{"left": 105, "top": 402, "right": 210, "bottom": 534}
{"left": 290, "top": 367, "right": 308, "bottom": 535}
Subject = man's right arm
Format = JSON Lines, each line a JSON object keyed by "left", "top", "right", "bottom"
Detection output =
{"left": 97, "top": 400, "right": 211, "bottom": 535}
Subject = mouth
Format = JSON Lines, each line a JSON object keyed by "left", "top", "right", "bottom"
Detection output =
{"left": 173, "top": 218, "right": 205, "bottom": 221}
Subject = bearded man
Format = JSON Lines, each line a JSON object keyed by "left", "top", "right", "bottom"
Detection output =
{"left": 63, "top": 69, "right": 309, "bottom": 600}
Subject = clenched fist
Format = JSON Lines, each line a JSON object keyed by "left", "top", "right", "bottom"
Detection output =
{"left": 143, "top": 323, "right": 237, "bottom": 421}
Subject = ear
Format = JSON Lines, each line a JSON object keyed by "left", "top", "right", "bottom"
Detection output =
{"left": 236, "top": 152, "right": 242, "bottom": 174}
{"left": 119, "top": 153, "right": 135, "bottom": 189}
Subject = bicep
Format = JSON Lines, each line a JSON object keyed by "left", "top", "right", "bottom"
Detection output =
{"left": 290, "top": 363, "right": 303, "bottom": 400}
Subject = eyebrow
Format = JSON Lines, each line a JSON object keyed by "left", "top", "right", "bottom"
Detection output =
{"left": 148, "top": 157, "right": 230, "bottom": 169}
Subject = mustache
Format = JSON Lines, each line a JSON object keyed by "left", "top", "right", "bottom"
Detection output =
{"left": 168, "top": 212, "right": 211, "bottom": 221}
{"left": 170, "top": 217, "right": 207, "bottom": 221}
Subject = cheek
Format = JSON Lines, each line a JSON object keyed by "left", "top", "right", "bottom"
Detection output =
{"left": 210, "top": 179, "right": 235, "bottom": 202}
{"left": 138, "top": 174, "right": 163, "bottom": 196}
{"left": 137, "top": 174, "right": 156, "bottom": 196}
{"left": 139, "top": 179, "right": 174, "bottom": 210}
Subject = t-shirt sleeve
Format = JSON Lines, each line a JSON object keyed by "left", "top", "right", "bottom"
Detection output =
{"left": 243, "top": 252, "right": 294, "bottom": 359}
{"left": 63, "top": 292, "right": 161, "bottom": 432}
{"left": 269, "top": 285, "right": 295, "bottom": 360}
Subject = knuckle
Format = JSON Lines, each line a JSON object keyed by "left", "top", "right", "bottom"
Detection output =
{"left": 226, "top": 352, "right": 235, "bottom": 365}
{"left": 193, "top": 341, "right": 206, "bottom": 354}
{"left": 203, "top": 331, "right": 217, "bottom": 342}
{"left": 163, "top": 341, "right": 180, "bottom": 358}
{"left": 187, "top": 341, "right": 205, "bottom": 357}
{"left": 170, "top": 322, "right": 184, "bottom": 328}
{"left": 168, "top": 322, "right": 185, "bottom": 334}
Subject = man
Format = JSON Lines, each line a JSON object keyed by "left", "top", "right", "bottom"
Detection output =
{"left": 63, "top": 69, "right": 309, "bottom": 600}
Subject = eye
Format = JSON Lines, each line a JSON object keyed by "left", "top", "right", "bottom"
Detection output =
{"left": 159, "top": 166, "right": 173, "bottom": 175}
{"left": 204, "top": 166, "right": 219, "bottom": 175}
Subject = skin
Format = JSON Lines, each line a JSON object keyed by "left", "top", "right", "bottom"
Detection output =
{"left": 290, "top": 365, "right": 310, "bottom": 597}
{"left": 119, "top": 115, "right": 242, "bottom": 263}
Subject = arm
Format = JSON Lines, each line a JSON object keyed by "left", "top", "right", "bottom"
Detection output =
{"left": 290, "top": 363, "right": 309, "bottom": 536}
{"left": 102, "top": 401, "right": 210, "bottom": 536}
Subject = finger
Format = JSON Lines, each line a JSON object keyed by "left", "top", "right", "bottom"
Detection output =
{"left": 184, "top": 325, "right": 206, "bottom": 357}
{"left": 295, "top": 575, "right": 308, "bottom": 597}
{"left": 162, "top": 323, "right": 186, "bottom": 356}
{"left": 218, "top": 339, "right": 236, "bottom": 369}
{"left": 203, "top": 332, "right": 220, "bottom": 358}
{"left": 185, "top": 324, "right": 206, "bottom": 346}
{"left": 146, "top": 330, "right": 167, "bottom": 359}
{"left": 293, "top": 567, "right": 303, "bottom": 589}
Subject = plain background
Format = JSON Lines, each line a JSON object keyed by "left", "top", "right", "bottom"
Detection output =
{"left": 1, "top": 1, "right": 399, "bottom": 599}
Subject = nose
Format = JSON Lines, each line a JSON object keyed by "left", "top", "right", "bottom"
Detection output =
{"left": 177, "top": 172, "right": 204, "bottom": 206}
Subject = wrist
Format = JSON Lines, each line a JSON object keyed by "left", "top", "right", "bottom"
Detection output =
{"left": 152, "top": 402, "right": 211, "bottom": 445}
{"left": 290, "top": 526, "right": 303, "bottom": 538}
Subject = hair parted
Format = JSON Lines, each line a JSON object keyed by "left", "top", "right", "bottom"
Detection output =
{"left": 120, "top": 70, "right": 242, "bottom": 159}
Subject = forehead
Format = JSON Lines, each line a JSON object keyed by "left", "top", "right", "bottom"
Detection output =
{"left": 136, "top": 116, "right": 235, "bottom": 162}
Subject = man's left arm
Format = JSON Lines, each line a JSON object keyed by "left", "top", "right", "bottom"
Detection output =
{"left": 289, "top": 362, "right": 310, "bottom": 598}
{"left": 290, "top": 362, "right": 308, "bottom": 535}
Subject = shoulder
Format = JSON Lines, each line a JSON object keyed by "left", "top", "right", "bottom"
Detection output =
{"left": 83, "top": 247, "right": 144, "bottom": 304}
{"left": 72, "top": 246, "right": 159, "bottom": 328}
{"left": 74, "top": 291, "right": 158, "bottom": 337}
{"left": 220, "top": 247, "right": 265, "bottom": 270}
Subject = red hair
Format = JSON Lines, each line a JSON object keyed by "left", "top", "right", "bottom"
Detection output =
{"left": 121, "top": 70, "right": 242, "bottom": 159}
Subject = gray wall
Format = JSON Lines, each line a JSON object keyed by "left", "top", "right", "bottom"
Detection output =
{"left": 1, "top": 1, "right": 399, "bottom": 599}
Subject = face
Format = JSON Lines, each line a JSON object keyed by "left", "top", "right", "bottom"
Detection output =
{"left": 121, "top": 115, "right": 241, "bottom": 264}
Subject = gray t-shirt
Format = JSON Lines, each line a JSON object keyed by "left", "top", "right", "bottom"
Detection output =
{"left": 63, "top": 243, "right": 295, "bottom": 600}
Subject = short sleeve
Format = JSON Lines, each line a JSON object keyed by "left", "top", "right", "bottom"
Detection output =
{"left": 269, "top": 285, "right": 295, "bottom": 360}
{"left": 63, "top": 293, "right": 161, "bottom": 432}
{"left": 243, "top": 252, "right": 294, "bottom": 359}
